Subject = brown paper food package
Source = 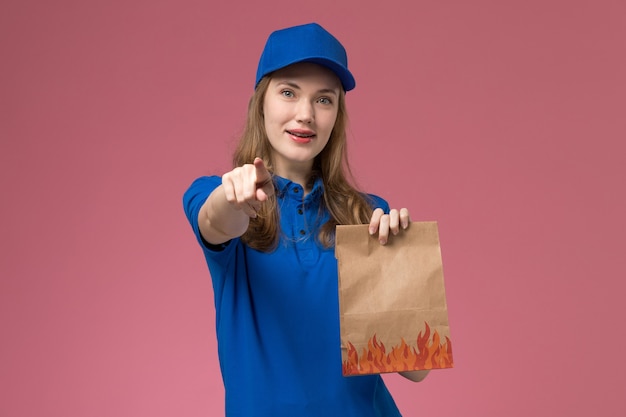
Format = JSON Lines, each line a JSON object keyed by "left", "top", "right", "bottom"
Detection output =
{"left": 335, "top": 222, "right": 453, "bottom": 376}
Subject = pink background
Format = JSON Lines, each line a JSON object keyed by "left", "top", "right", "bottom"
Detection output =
{"left": 2, "top": 0, "right": 625, "bottom": 416}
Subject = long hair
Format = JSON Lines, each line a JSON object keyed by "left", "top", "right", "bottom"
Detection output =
{"left": 233, "top": 75, "right": 373, "bottom": 251}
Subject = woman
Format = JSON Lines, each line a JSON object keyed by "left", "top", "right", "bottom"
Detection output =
{"left": 183, "top": 22, "right": 428, "bottom": 416}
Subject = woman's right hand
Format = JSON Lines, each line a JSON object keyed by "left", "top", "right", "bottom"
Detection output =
{"left": 221, "top": 157, "right": 274, "bottom": 218}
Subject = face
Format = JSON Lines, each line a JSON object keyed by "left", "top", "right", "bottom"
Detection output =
{"left": 263, "top": 62, "right": 341, "bottom": 178}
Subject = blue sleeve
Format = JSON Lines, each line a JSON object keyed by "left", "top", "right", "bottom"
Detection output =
{"left": 182, "top": 175, "right": 240, "bottom": 298}
{"left": 182, "top": 176, "right": 224, "bottom": 248}
{"left": 366, "top": 193, "right": 390, "bottom": 214}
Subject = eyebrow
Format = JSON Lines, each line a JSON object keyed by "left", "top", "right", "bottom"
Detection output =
{"left": 276, "top": 81, "right": 339, "bottom": 96}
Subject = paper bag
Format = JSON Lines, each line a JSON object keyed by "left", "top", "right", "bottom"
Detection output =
{"left": 335, "top": 222, "right": 453, "bottom": 376}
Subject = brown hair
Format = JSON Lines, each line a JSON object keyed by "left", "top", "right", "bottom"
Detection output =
{"left": 233, "top": 75, "right": 373, "bottom": 251}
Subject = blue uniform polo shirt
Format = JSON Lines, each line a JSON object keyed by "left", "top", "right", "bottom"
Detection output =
{"left": 183, "top": 175, "right": 401, "bottom": 417}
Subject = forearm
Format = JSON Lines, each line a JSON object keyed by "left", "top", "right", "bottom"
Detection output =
{"left": 198, "top": 185, "right": 250, "bottom": 244}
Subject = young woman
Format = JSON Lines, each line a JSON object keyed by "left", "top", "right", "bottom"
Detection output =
{"left": 183, "top": 22, "right": 428, "bottom": 416}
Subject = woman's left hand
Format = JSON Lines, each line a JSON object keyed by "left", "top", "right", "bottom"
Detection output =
{"left": 369, "top": 208, "right": 410, "bottom": 245}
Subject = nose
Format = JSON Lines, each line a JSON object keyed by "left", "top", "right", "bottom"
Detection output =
{"left": 295, "top": 100, "right": 314, "bottom": 124}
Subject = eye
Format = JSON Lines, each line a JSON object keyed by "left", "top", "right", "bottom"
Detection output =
{"left": 318, "top": 97, "right": 332, "bottom": 105}
{"left": 281, "top": 89, "right": 295, "bottom": 98}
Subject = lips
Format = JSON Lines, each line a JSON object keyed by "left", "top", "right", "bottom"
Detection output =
{"left": 286, "top": 129, "right": 315, "bottom": 138}
{"left": 286, "top": 129, "right": 316, "bottom": 144}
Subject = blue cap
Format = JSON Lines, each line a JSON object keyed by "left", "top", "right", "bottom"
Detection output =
{"left": 255, "top": 23, "right": 356, "bottom": 91}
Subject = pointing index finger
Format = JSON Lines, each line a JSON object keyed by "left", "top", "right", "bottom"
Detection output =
{"left": 254, "top": 157, "right": 271, "bottom": 185}
{"left": 253, "top": 157, "right": 274, "bottom": 200}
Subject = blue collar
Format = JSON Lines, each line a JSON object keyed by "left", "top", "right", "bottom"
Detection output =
{"left": 273, "top": 175, "right": 324, "bottom": 202}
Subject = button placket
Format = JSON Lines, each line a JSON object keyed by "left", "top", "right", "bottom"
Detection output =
{"left": 291, "top": 185, "right": 306, "bottom": 238}
{"left": 298, "top": 199, "right": 306, "bottom": 236}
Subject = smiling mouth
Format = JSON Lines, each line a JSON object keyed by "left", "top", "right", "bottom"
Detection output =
{"left": 287, "top": 130, "right": 315, "bottom": 138}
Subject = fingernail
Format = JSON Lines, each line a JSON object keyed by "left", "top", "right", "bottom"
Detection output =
{"left": 379, "top": 238, "right": 387, "bottom": 245}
